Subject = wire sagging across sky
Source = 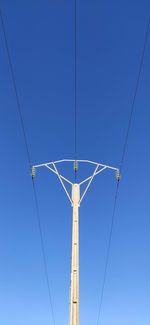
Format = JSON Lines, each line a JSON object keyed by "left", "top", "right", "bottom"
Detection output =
{"left": 96, "top": 19, "right": 150, "bottom": 325}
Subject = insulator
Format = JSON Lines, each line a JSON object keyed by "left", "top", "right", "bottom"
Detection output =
{"left": 116, "top": 169, "right": 121, "bottom": 181}
{"left": 74, "top": 160, "right": 78, "bottom": 172}
{"left": 31, "top": 166, "right": 36, "bottom": 178}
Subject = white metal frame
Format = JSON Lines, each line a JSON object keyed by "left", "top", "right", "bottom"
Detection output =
{"left": 32, "top": 159, "right": 119, "bottom": 206}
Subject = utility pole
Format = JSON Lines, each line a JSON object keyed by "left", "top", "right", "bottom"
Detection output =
{"left": 32, "top": 159, "right": 120, "bottom": 325}
{"left": 70, "top": 183, "right": 79, "bottom": 325}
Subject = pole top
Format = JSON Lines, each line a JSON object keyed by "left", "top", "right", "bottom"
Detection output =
{"left": 32, "top": 159, "right": 119, "bottom": 205}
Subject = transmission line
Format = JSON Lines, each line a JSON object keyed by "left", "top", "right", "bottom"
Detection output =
{"left": 74, "top": 0, "right": 77, "bottom": 182}
{"left": 0, "top": 10, "right": 56, "bottom": 325}
{"left": 96, "top": 19, "right": 150, "bottom": 325}
{"left": 0, "top": 9, "right": 31, "bottom": 166}
{"left": 119, "top": 19, "right": 150, "bottom": 173}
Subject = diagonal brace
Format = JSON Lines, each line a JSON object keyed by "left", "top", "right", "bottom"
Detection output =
{"left": 52, "top": 163, "right": 73, "bottom": 205}
{"left": 79, "top": 164, "right": 100, "bottom": 204}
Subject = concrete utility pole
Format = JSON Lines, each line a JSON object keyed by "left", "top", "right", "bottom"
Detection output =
{"left": 70, "top": 184, "right": 80, "bottom": 325}
{"left": 32, "top": 159, "right": 120, "bottom": 325}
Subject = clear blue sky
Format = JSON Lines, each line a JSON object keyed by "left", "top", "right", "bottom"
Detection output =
{"left": 0, "top": 1, "right": 150, "bottom": 324}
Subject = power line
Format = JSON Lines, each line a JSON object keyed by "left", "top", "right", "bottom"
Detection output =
{"left": 0, "top": 10, "right": 56, "bottom": 325}
{"left": 96, "top": 19, "right": 150, "bottom": 325}
{"left": 96, "top": 180, "right": 120, "bottom": 325}
{"left": 74, "top": 0, "right": 77, "bottom": 182}
{"left": 0, "top": 9, "right": 31, "bottom": 166}
{"left": 32, "top": 180, "right": 56, "bottom": 325}
{"left": 120, "top": 19, "right": 150, "bottom": 173}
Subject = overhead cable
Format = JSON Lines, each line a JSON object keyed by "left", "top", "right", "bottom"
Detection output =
{"left": 119, "top": 19, "right": 150, "bottom": 173}
{"left": 0, "top": 10, "right": 56, "bottom": 325}
{"left": 96, "top": 19, "right": 150, "bottom": 325}
{"left": 74, "top": 0, "right": 77, "bottom": 181}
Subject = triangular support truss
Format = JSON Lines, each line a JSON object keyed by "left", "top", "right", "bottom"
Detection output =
{"left": 32, "top": 159, "right": 120, "bottom": 205}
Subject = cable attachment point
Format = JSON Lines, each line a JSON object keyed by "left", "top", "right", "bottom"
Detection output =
{"left": 74, "top": 160, "right": 78, "bottom": 172}
{"left": 31, "top": 166, "right": 36, "bottom": 178}
{"left": 116, "top": 169, "right": 121, "bottom": 181}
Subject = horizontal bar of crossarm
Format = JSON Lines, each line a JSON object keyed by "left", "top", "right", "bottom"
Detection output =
{"left": 33, "top": 159, "right": 118, "bottom": 171}
{"left": 53, "top": 159, "right": 118, "bottom": 170}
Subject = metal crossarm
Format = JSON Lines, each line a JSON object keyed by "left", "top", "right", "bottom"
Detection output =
{"left": 32, "top": 158, "right": 119, "bottom": 325}
{"left": 32, "top": 159, "right": 119, "bottom": 205}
